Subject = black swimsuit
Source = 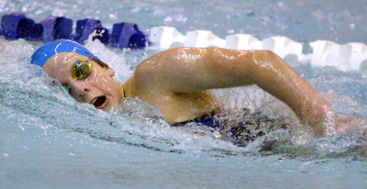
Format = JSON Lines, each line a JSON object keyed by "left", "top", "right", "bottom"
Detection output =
{"left": 172, "top": 108, "right": 290, "bottom": 147}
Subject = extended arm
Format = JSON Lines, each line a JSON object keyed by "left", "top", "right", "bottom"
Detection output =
{"left": 134, "top": 48, "right": 333, "bottom": 136}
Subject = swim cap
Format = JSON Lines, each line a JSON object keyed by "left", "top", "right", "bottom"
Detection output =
{"left": 31, "top": 39, "right": 103, "bottom": 67}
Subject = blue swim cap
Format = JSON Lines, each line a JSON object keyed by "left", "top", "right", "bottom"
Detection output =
{"left": 31, "top": 40, "right": 103, "bottom": 67}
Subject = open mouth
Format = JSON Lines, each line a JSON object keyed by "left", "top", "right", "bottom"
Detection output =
{"left": 92, "top": 96, "right": 107, "bottom": 109}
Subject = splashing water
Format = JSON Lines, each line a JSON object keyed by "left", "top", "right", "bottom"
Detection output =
{"left": 2, "top": 37, "right": 367, "bottom": 157}
{"left": 2, "top": 0, "right": 367, "bottom": 188}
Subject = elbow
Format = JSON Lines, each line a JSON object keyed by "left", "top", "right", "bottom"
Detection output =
{"left": 251, "top": 50, "right": 287, "bottom": 70}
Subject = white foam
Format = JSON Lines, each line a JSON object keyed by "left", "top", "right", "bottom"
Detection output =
{"left": 84, "top": 33, "right": 133, "bottom": 82}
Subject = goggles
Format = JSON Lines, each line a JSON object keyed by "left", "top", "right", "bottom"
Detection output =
{"left": 72, "top": 59, "right": 93, "bottom": 80}
{"left": 61, "top": 58, "right": 93, "bottom": 94}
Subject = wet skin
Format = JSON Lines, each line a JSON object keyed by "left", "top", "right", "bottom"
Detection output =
{"left": 42, "top": 48, "right": 354, "bottom": 137}
{"left": 43, "top": 52, "right": 124, "bottom": 111}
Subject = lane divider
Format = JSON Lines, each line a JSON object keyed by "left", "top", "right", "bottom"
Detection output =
{"left": 1, "top": 13, "right": 367, "bottom": 72}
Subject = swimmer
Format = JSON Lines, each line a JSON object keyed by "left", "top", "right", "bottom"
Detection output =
{"left": 31, "top": 40, "right": 356, "bottom": 137}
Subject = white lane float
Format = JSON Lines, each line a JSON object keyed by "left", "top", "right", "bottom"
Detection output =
{"left": 184, "top": 30, "right": 226, "bottom": 48}
{"left": 150, "top": 26, "right": 186, "bottom": 49}
{"left": 262, "top": 36, "right": 303, "bottom": 59}
{"left": 348, "top": 42, "right": 367, "bottom": 72}
{"left": 225, "top": 34, "right": 262, "bottom": 50}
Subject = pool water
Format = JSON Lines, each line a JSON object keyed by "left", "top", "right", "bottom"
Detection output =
{"left": 1, "top": 0, "right": 367, "bottom": 188}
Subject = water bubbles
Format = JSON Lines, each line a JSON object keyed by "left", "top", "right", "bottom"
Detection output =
{"left": 164, "top": 16, "right": 172, "bottom": 22}
{"left": 277, "top": 2, "right": 284, "bottom": 8}
{"left": 0, "top": 39, "right": 34, "bottom": 60}
{"left": 52, "top": 7, "right": 67, "bottom": 17}
{"left": 227, "top": 29, "right": 234, "bottom": 34}
{"left": 176, "top": 15, "right": 188, "bottom": 23}
{"left": 212, "top": 130, "right": 221, "bottom": 138}
{"left": 84, "top": 36, "right": 132, "bottom": 80}
{"left": 131, "top": 7, "right": 141, "bottom": 13}
{"left": 349, "top": 23, "right": 355, "bottom": 29}
{"left": 0, "top": 0, "right": 366, "bottom": 162}
{"left": 108, "top": 14, "right": 117, "bottom": 20}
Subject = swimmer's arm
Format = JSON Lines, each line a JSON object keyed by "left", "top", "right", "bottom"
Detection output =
{"left": 136, "top": 48, "right": 332, "bottom": 136}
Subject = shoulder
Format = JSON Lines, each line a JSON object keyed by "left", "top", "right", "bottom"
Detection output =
{"left": 133, "top": 48, "right": 196, "bottom": 75}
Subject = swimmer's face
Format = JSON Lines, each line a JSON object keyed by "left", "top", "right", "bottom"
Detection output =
{"left": 43, "top": 52, "right": 123, "bottom": 111}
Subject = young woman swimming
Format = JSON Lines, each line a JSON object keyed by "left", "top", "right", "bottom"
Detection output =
{"left": 31, "top": 40, "right": 354, "bottom": 137}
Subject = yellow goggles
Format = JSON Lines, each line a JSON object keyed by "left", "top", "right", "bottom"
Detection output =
{"left": 72, "top": 59, "right": 93, "bottom": 79}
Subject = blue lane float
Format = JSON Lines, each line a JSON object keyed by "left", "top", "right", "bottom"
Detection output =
{"left": 1, "top": 13, "right": 26, "bottom": 40}
{"left": 75, "top": 18, "right": 109, "bottom": 45}
{"left": 111, "top": 22, "right": 150, "bottom": 48}
{"left": 0, "top": 13, "right": 151, "bottom": 49}
{"left": 1, "top": 13, "right": 43, "bottom": 41}
{"left": 40, "top": 16, "right": 73, "bottom": 42}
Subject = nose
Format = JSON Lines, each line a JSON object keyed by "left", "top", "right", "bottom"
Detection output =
{"left": 67, "top": 81, "right": 92, "bottom": 102}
